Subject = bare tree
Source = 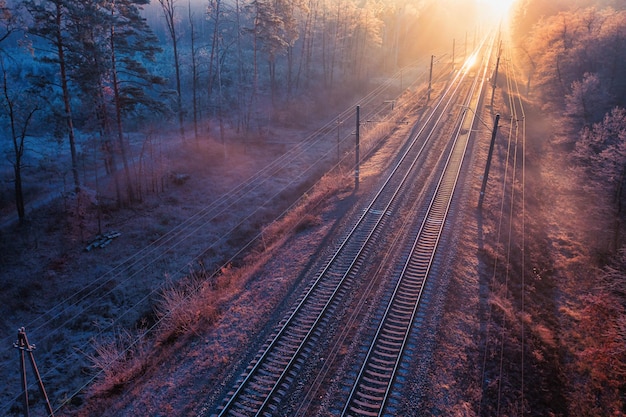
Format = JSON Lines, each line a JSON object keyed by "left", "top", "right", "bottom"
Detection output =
{"left": 0, "top": 59, "right": 38, "bottom": 222}
{"left": 206, "top": 0, "right": 222, "bottom": 126}
{"left": 0, "top": 0, "right": 18, "bottom": 44}
{"left": 159, "top": 0, "right": 185, "bottom": 141}
{"left": 575, "top": 107, "right": 626, "bottom": 247}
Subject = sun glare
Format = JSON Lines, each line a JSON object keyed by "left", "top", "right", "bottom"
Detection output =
{"left": 476, "top": 0, "right": 517, "bottom": 19}
{"left": 463, "top": 53, "right": 478, "bottom": 71}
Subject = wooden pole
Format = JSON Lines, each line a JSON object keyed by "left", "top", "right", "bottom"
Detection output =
{"left": 355, "top": 105, "right": 360, "bottom": 190}
{"left": 14, "top": 328, "right": 55, "bottom": 417}
{"left": 428, "top": 55, "right": 434, "bottom": 101}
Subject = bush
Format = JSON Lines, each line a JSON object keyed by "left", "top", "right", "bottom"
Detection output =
{"left": 89, "top": 329, "right": 148, "bottom": 394}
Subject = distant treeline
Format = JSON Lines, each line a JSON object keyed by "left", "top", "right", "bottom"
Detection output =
{"left": 513, "top": 0, "right": 626, "bottom": 236}
{"left": 0, "top": 0, "right": 483, "bottom": 213}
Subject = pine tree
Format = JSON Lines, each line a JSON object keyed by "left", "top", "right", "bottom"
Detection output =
{"left": 68, "top": 0, "right": 165, "bottom": 205}
{"left": 24, "top": 0, "right": 81, "bottom": 192}
{"left": 110, "top": 0, "right": 165, "bottom": 203}
{"left": 159, "top": 0, "right": 185, "bottom": 141}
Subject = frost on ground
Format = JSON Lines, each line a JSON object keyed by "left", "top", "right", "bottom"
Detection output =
{"left": 0, "top": 78, "right": 415, "bottom": 414}
{"left": 72, "top": 104, "right": 421, "bottom": 416}
{"left": 0, "top": 128, "right": 344, "bottom": 415}
{"left": 2, "top": 71, "right": 589, "bottom": 417}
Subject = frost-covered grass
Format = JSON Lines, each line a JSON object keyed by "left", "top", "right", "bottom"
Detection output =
{"left": 81, "top": 169, "right": 352, "bottom": 415}
{"left": 0, "top": 75, "right": 424, "bottom": 415}
{"left": 0, "top": 132, "right": 331, "bottom": 415}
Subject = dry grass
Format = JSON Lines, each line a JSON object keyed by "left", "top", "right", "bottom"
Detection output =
{"left": 86, "top": 169, "right": 350, "bottom": 397}
{"left": 532, "top": 322, "right": 557, "bottom": 349}
{"left": 488, "top": 293, "right": 516, "bottom": 323}
{"left": 88, "top": 329, "right": 149, "bottom": 395}
{"left": 154, "top": 277, "right": 219, "bottom": 345}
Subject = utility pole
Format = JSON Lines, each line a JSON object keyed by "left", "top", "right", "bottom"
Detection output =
{"left": 490, "top": 41, "right": 502, "bottom": 109}
{"left": 428, "top": 55, "right": 434, "bottom": 101}
{"left": 479, "top": 114, "right": 500, "bottom": 208}
{"left": 336, "top": 117, "right": 342, "bottom": 161}
{"left": 452, "top": 38, "right": 455, "bottom": 69}
{"left": 14, "top": 327, "right": 54, "bottom": 417}
{"left": 355, "top": 105, "right": 360, "bottom": 190}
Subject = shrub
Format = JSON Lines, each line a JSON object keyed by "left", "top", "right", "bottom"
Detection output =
{"left": 88, "top": 329, "right": 148, "bottom": 394}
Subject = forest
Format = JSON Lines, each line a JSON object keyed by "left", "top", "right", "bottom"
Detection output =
{"left": 509, "top": 0, "right": 626, "bottom": 414}
{"left": 0, "top": 0, "right": 488, "bottom": 221}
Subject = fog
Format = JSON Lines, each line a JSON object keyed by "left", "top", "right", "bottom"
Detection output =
{"left": 2, "top": 0, "right": 626, "bottom": 415}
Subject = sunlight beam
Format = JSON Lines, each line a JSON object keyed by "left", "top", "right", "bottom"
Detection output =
{"left": 476, "top": 0, "right": 517, "bottom": 19}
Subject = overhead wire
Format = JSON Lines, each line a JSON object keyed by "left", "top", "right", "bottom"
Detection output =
{"left": 479, "top": 39, "right": 527, "bottom": 416}
{"left": 498, "top": 41, "right": 528, "bottom": 416}
{"left": 508, "top": 41, "right": 528, "bottom": 416}
{"left": 496, "top": 43, "right": 520, "bottom": 414}
{"left": 1, "top": 60, "right": 434, "bottom": 414}
{"left": 49, "top": 60, "right": 437, "bottom": 414}
{"left": 478, "top": 38, "right": 513, "bottom": 416}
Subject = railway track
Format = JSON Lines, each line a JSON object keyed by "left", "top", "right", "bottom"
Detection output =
{"left": 0, "top": 59, "right": 434, "bottom": 415}
{"left": 207, "top": 37, "right": 496, "bottom": 417}
{"left": 340, "top": 38, "right": 494, "bottom": 417}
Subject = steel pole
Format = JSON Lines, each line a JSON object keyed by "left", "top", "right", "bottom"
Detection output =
{"left": 355, "top": 105, "right": 360, "bottom": 189}
{"left": 479, "top": 114, "right": 500, "bottom": 207}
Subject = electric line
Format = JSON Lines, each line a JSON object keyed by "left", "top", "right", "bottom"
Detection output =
{"left": 2, "top": 62, "right": 436, "bottom": 414}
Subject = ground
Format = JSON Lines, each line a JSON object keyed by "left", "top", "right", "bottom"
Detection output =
{"left": 0, "top": 70, "right": 605, "bottom": 416}
{"left": 0, "top": 129, "right": 342, "bottom": 415}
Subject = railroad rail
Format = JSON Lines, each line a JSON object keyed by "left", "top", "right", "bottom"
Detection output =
{"left": 209, "top": 39, "right": 494, "bottom": 417}
{"left": 0, "top": 59, "right": 433, "bottom": 416}
{"left": 340, "top": 36, "right": 495, "bottom": 417}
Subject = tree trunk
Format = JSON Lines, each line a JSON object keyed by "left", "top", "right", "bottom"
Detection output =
{"left": 110, "top": 23, "right": 134, "bottom": 205}
{"left": 613, "top": 164, "right": 626, "bottom": 251}
{"left": 207, "top": 0, "right": 221, "bottom": 109}
{"left": 159, "top": 0, "right": 185, "bottom": 141}
{"left": 55, "top": 1, "right": 80, "bottom": 193}
{"left": 269, "top": 58, "right": 276, "bottom": 105}
{"left": 294, "top": 1, "right": 312, "bottom": 91}
{"left": 217, "top": 50, "right": 226, "bottom": 158}
{"left": 173, "top": 32, "right": 184, "bottom": 141}
{"left": 90, "top": 33, "right": 122, "bottom": 204}
{"left": 188, "top": 2, "right": 199, "bottom": 145}
{"left": 14, "top": 163, "right": 24, "bottom": 221}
